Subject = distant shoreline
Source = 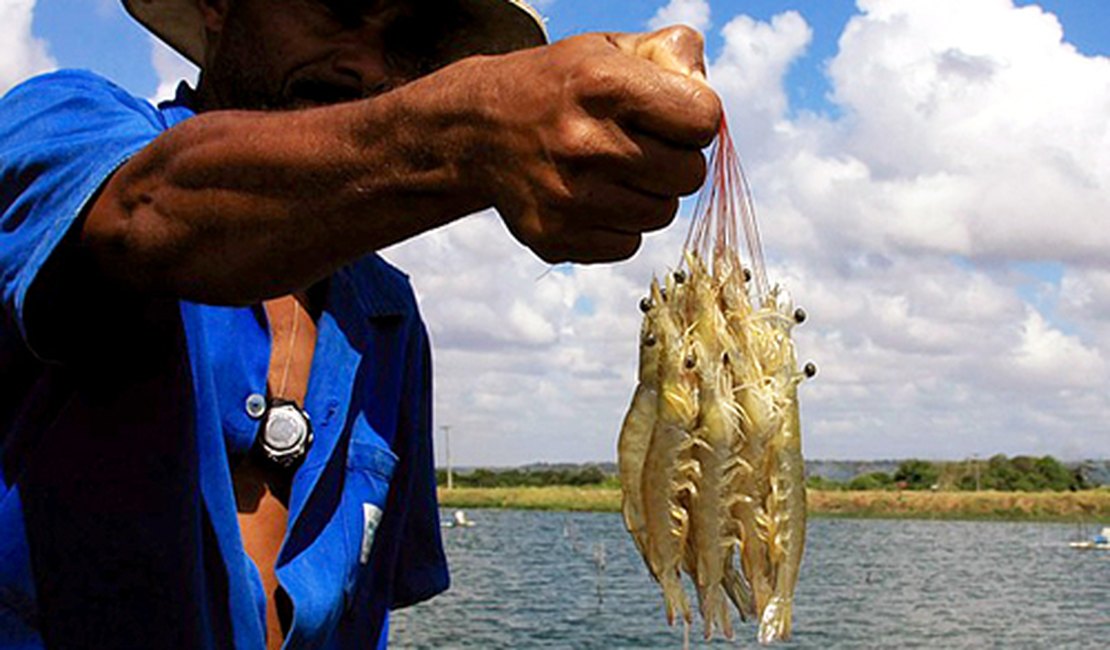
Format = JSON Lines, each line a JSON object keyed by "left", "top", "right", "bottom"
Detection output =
{"left": 438, "top": 486, "right": 1110, "bottom": 522}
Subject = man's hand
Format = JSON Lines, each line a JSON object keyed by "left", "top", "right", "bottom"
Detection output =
{"left": 456, "top": 26, "right": 722, "bottom": 263}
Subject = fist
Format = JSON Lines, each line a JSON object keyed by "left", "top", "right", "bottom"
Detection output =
{"left": 464, "top": 26, "right": 723, "bottom": 263}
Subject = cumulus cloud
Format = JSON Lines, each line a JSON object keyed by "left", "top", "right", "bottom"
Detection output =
{"left": 708, "top": 11, "right": 811, "bottom": 157}
{"left": 707, "top": 0, "right": 1110, "bottom": 460}
{"left": 825, "top": 0, "right": 1110, "bottom": 265}
{"left": 1008, "top": 310, "right": 1106, "bottom": 388}
{"left": 393, "top": 0, "right": 1110, "bottom": 464}
{"left": 648, "top": 0, "right": 711, "bottom": 33}
{"left": 0, "top": 0, "right": 56, "bottom": 95}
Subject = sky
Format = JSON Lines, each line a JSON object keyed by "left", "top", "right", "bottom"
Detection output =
{"left": 3, "top": 0, "right": 1109, "bottom": 465}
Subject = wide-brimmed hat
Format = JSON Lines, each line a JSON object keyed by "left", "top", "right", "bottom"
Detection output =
{"left": 122, "top": 0, "right": 548, "bottom": 66}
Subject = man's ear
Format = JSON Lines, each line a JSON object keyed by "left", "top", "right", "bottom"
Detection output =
{"left": 196, "top": 0, "right": 232, "bottom": 32}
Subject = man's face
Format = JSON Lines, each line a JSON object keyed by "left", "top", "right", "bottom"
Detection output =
{"left": 200, "top": 0, "right": 441, "bottom": 110}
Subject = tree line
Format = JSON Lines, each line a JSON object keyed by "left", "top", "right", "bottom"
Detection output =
{"left": 437, "top": 465, "right": 611, "bottom": 488}
{"left": 805, "top": 455, "right": 1090, "bottom": 492}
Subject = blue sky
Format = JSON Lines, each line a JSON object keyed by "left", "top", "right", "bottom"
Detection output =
{"left": 7, "top": 1, "right": 1110, "bottom": 464}
{"left": 28, "top": 2, "right": 1109, "bottom": 104}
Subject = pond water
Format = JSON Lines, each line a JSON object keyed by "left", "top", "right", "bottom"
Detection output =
{"left": 389, "top": 510, "right": 1108, "bottom": 648}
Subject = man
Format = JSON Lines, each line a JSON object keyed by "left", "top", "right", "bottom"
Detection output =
{"left": 0, "top": 0, "right": 720, "bottom": 647}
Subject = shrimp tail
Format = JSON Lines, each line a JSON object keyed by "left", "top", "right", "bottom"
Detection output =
{"left": 723, "top": 548, "right": 757, "bottom": 622}
{"left": 757, "top": 596, "right": 793, "bottom": 644}
{"left": 661, "top": 571, "right": 692, "bottom": 626}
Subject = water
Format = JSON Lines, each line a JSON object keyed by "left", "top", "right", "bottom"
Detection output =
{"left": 389, "top": 511, "right": 1109, "bottom": 648}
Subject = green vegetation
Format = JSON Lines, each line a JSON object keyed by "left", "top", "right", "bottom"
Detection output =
{"left": 953, "top": 454, "right": 1083, "bottom": 492}
{"left": 804, "top": 475, "right": 843, "bottom": 491}
{"left": 847, "top": 471, "right": 895, "bottom": 491}
{"left": 893, "top": 459, "right": 940, "bottom": 490}
{"left": 806, "top": 455, "right": 1088, "bottom": 492}
{"left": 436, "top": 464, "right": 608, "bottom": 488}
{"left": 434, "top": 456, "right": 1106, "bottom": 521}
{"left": 445, "top": 456, "right": 1093, "bottom": 493}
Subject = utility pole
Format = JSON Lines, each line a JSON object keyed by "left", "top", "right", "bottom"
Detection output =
{"left": 973, "top": 453, "right": 980, "bottom": 492}
{"left": 442, "top": 425, "right": 453, "bottom": 490}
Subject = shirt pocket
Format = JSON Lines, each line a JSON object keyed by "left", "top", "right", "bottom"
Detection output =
{"left": 341, "top": 424, "right": 398, "bottom": 602}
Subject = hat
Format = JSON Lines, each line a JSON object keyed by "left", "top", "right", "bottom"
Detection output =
{"left": 122, "top": 0, "right": 548, "bottom": 66}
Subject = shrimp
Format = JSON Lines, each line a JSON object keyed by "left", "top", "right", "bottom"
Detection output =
{"left": 748, "top": 287, "right": 810, "bottom": 644}
{"left": 683, "top": 252, "right": 743, "bottom": 640}
{"left": 618, "top": 279, "right": 663, "bottom": 560}
{"left": 705, "top": 257, "right": 771, "bottom": 617}
{"left": 758, "top": 385, "right": 805, "bottom": 643}
{"left": 639, "top": 273, "right": 699, "bottom": 626}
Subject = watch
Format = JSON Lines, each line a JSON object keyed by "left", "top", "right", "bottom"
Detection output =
{"left": 260, "top": 398, "right": 313, "bottom": 467}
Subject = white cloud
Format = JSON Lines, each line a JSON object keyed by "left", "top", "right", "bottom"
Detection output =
{"left": 824, "top": 0, "right": 1110, "bottom": 265}
{"left": 149, "top": 35, "right": 199, "bottom": 102}
{"left": 1007, "top": 309, "right": 1106, "bottom": 388}
{"left": 390, "top": 0, "right": 1110, "bottom": 464}
{"left": 648, "top": 0, "right": 711, "bottom": 33}
{"left": 708, "top": 11, "right": 811, "bottom": 158}
{"left": 704, "top": 0, "right": 1110, "bottom": 460}
{"left": 0, "top": 0, "right": 56, "bottom": 95}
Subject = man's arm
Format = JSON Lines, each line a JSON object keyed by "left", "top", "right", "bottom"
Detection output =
{"left": 82, "top": 28, "right": 722, "bottom": 305}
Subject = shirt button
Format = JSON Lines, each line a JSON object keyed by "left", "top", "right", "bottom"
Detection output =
{"left": 245, "top": 393, "right": 267, "bottom": 419}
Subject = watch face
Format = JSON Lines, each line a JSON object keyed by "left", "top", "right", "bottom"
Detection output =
{"left": 262, "top": 403, "right": 312, "bottom": 464}
{"left": 265, "top": 408, "right": 304, "bottom": 451}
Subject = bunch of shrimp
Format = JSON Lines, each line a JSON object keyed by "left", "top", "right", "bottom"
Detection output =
{"left": 617, "top": 115, "right": 816, "bottom": 644}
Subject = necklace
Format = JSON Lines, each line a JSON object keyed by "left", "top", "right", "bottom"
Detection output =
{"left": 275, "top": 297, "right": 300, "bottom": 400}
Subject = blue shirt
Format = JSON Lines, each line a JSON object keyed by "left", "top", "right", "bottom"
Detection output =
{"left": 0, "top": 70, "right": 448, "bottom": 649}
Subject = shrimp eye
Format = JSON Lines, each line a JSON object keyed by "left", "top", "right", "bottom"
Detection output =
{"left": 643, "top": 333, "right": 657, "bottom": 347}
{"left": 803, "top": 362, "right": 818, "bottom": 378}
{"left": 639, "top": 296, "right": 653, "bottom": 313}
{"left": 660, "top": 287, "right": 668, "bottom": 301}
{"left": 684, "top": 355, "right": 696, "bottom": 369}
{"left": 721, "top": 352, "right": 730, "bottom": 365}
{"left": 743, "top": 268, "right": 753, "bottom": 282}
{"left": 794, "top": 307, "right": 807, "bottom": 324}
{"left": 673, "top": 269, "right": 687, "bottom": 284}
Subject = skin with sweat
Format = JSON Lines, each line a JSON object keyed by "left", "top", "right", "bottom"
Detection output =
{"left": 78, "top": 0, "right": 722, "bottom": 646}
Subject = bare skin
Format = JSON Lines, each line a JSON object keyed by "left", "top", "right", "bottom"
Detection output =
{"left": 74, "top": 0, "right": 721, "bottom": 646}
{"left": 233, "top": 458, "right": 294, "bottom": 646}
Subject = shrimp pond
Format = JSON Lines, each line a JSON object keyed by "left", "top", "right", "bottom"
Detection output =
{"left": 388, "top": 510, "right": 1108, "bottom": 649}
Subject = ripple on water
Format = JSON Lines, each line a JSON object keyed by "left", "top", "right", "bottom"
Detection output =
{"left": 389, "top": 511, "right": 1110, "bottom": 649}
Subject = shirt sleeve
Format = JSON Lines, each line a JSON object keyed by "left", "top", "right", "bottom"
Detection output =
{"left": 0, "top": 70, "right": 170, "bottom": 361}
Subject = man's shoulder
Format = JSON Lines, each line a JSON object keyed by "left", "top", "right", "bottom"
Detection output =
{"left": 1, "top": 69, "right": 176, "bottom": 134}
{"left": 5, "top": 69, "right": 138, "bottom": 104}
{"left": 344, "top": 254, "right": 420, "bottom": 319}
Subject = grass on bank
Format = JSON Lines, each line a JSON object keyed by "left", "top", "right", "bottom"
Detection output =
{"left": 438, "top": 486, "right": 1110, "bottom": 521}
